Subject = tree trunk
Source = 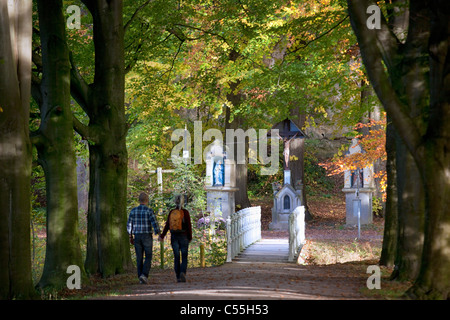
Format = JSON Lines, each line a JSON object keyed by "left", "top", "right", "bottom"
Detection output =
{"left": 392, "top": 136, "right": 424, "bottom": 281}
{"left": 224, "top": 105, "right": 252, "bottom": 210}
{"left": 80, "top": 0, "right": 132, "bottom": 276}
{"left": 406, "top": 1, "right": 450, "bottom": 298}
{"left": 85, "top": 136, "right": 131, "bottom": 276}
{"left": 289, "top": 107, "right": 312, "bottom": 221}
{"left": 408, "top": 137, "right": 450, "bottom": 299}
{"left": 379, "top": 119, "right": 398, "bottom": 267}
{"left": 34, "top": 0, "right": 86, "bottom": 290}
{"left": 224, "top": 49, "right": 251, "bottom": 210}
{"left": 0, "top": 0, "right": 35, "bottom": 299}
{"left": 378, "top": 0, "right": 408, "bottom": 268}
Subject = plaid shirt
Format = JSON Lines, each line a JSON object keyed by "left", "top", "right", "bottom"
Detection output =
{"left": 127, "top": 205, "right": 161, "bottom": 235}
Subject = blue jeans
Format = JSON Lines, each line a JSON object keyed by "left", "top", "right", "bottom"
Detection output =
{"left": 134, "top": 233, "right": 153, "bottom": 278}
{"left": 170, "top": 233, "right": 189, "bottom": 280}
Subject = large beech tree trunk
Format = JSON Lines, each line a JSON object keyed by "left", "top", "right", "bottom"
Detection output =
{"left": 373, "top": 0, "right": 425, "bottom": 280}
{"left": 411, "top": 4, "right": 450, "bottom": 294}
{"left": 392, "top": 137, "right": 425, "bottom": 281}
{"left": 0, "top": 0, "right": 35, "bottom": 299}
{"left": 72, "top": 0, "right": 132, "bottom": 276}
{"left": 33, "top": 0, "right": 85, "bottom": 290}
{"left": 379, "top": 119, "right": 398, "bottom": 267}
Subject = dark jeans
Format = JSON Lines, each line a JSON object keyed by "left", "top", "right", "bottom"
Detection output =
{"left": 134, "top": 233, "right": 153, "bottom": 278}
{"left": 170, "top": 233, "right": 189, "bottom": 280}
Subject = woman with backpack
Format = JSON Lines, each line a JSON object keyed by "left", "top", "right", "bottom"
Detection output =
{"left": 159, "top": 194, "right": 192, "bottom": 283}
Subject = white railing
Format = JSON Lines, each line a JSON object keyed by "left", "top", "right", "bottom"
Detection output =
{"left": 288, "top": 206, "right": 306, "bottom": 262}
{"left": 226, "top": 206, "right": 261, "bottom": 262}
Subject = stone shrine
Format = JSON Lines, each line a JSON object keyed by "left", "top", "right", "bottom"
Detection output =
{"left": 205, "top": 140, "right": 238, "bottom": 220}
{"left": 270, "top": 180, "right": 304, "bottom": 230}
{"left": 342, "top": 139, "right": 375, "bottom": 225}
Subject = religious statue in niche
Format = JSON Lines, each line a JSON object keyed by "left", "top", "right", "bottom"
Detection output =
{"left": 213, "top": 158, "right": 224, "bottom": 186}
{"left": 351, "top": 168, "right": 364, "bottom": 188}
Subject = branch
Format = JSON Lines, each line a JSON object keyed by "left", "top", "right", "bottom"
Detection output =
{"left": 125, "top": 42, "right": 142, "bottom": 74}
{"left": 31, "top": 78, "right": 42, "bottom": 107}
{"left": 371, "top": 10, "right": 401, "bottom": 72}
{"left": 124, "top": 0, "right": 153, "bottom": 33}
{"left": 32, "top": 50, "right": 42, "bottom": 69}
{"left": 125, "top": 32, "right": 174, "bottom": 73}
{"left": 167, "top": 27, "right": 188, "bottom": 42}
{"left": 346, "top": 0, "right": 422, "bottom": 155}
{"left": 287, "top": 14, "right": 350, "bottom": 55}
{"left": 237, "top": 0, "right": 251, "bottom": 16}
{"left": 69, "top": 51, "right": 90, "bottom": 114}
{"left": 30, "top": 130, "right": 44, "bottom": 147}
{"left": 161, "top": 39, "right": 184, "bottom": 82}
{"left": 173, "top": 23, "right": 234, "bottom": 48}
{"left": 72, "top": 113, "right": 92, "bottom": 142}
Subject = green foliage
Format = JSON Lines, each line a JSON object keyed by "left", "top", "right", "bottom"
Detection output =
{"left": 166, "top": 157, "right": 207, "bottom": 215}
{"left": 30, "top": 223, "right": 46, "bottom": 285}
{"left": 31, "top": 163, "right": 46, "bottom": 217}
{"left": 248, "top": 144, "right": 334, "bottom": 198}
{"left": 372, "top": 196, "right": 384, "bottom": 217}
{"left": 247, "top": 162, "right": 283, "bottom": 197}
{"left": 303, "top": 148, "right": 334, "bottom": 195}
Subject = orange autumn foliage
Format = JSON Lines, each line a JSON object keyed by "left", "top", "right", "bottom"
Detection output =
{"left": 320, "top": 114, "right": 387, "bottom": 200}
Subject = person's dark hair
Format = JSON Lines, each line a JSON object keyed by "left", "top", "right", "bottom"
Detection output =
{"left": 174, "top": 194, "right": 181, "bottom": 208}
{"left": 174, "top": 194, "right": 187, "bottom": 209}
{"left": 139, "top": 192, "right": 149, "bottom": 204}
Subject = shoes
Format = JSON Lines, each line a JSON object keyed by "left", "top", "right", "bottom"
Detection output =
{"left": 176, "top": 273, "right": 186, "bottom": 283}
{"left": 139, "top": 275, "right": 148, "bottom": 284}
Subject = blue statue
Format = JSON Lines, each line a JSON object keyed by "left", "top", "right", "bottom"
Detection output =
{"left": 213, "top": 159, "right": 224, "bottom": 186}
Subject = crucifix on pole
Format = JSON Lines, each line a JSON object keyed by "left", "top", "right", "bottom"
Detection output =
{"left": 277, "top": 131, "right": 299, "bottom": 170}
{"left": 270, "top": 118, "right": 306, "bottom": 185}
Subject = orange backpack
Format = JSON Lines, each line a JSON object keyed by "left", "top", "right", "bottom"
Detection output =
{"left": 169, "top": 209, "right": 185, "bottom": 232}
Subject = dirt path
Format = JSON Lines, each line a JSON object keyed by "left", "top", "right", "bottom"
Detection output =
{"left": 96, "top": 235, "right": 373, "bottom": 300}
{"left": 98, "top": 262, "right": 370, "bottom": 300}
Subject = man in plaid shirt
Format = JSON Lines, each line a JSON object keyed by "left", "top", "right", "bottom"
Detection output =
{"left": 127, "top": 192, "right": 161, "bottom": 284}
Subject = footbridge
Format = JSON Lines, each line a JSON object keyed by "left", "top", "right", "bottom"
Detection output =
{"left": 226, "top": 206, "right": 304, "bottom": 264}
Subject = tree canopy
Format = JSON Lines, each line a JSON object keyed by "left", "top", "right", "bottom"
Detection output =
{"left": 123, "top": 0, "right": 370, "bottom": 170}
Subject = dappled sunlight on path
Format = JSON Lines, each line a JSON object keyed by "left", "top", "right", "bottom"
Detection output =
{"left": 97, "top": 236, "right": 371, "bottom": 300}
